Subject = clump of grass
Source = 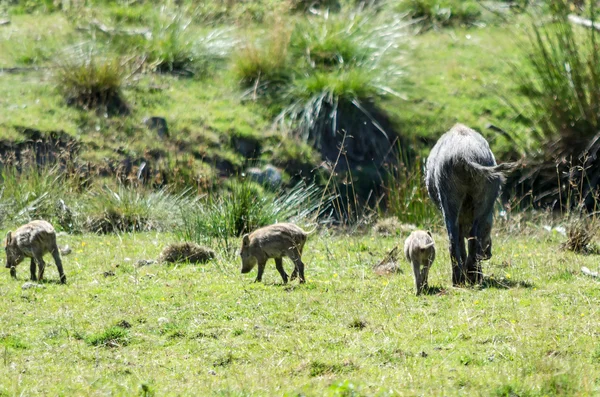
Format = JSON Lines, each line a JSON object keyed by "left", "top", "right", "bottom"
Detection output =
{"left": 84, "top": 185, "right": 190, "bottom": 234}
{"left": 563, "top": 218, "right": 596, "bottom": 253}
{"left": 54, "top": 51, "right": 129, "bottom": 115}
{"left": 380, "top": 154, "right": 438, "bottom": 227}
{"left": 232, "top": 21, "right": 292, "bottom": 92}
{"left": 0, "top": 163, "right": 83, "bottom": 230}
{"left": 179, "top": 180, "right": 329, "bottom": 249}
{"left": 396, "top": 0, "right": 482, "bottom": 29}
{"left": 86, "top": 326, "right": 130, "bottom": 348}
{"left": 158, "top": 242, "right": 215, "bottom": 264}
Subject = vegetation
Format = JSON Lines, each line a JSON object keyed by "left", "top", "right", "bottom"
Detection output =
{"left": 0, "top": 230, "right": 598, "bottom": 395}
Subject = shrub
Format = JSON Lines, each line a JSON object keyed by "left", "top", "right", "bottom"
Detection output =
{"left": 54, "top": 52, "right": 129, "bottom": 115}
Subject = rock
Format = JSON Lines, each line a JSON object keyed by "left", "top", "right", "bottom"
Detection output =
{"left": 60, "top": 245, "right": 72, "bottom": 256}
{"left": 21, "top": 282, "right": 45, "bottom": 290}
{"left": 135, "top": 259, "right": 156, "bottom": 267}
{"left": 157, "top": 317, "right": 170, "bottom": 325}
{"left": 233, "top": 136, "right": 260, "bottom": 157}
{"left": 144, "top": 117, "right": 169, "bottom": 139}
{"left": 245, "top": 164, "right": 282, "bottom": 188}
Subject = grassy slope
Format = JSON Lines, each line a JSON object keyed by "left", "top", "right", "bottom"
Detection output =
{"left": 0, "top": 6, "right": 533, "bottom": 183}
{"left": 0, "top": 230, "right": 598, "bottom": 396}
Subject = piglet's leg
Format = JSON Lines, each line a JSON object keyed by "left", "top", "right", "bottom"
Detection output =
{"left": 255, "top": 261, "right": 266, "bottom": 283}
{"left": 34, "top": 253, "right": 46, "bottom": 283}
{"left": 51, "top": 246, "right": 67, "bottom": 284}
{"left": 275, "top": 257, "right": 288, "bottom": 284}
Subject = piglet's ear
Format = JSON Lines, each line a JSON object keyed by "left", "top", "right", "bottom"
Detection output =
{"left": 242, "top": 234, "right": 250, "bottom": 246}
{"left": 427, "top": 231, "right": 432, "bottom": 237}
{"left": 5, "top": 231, "right": 11, "bottom": 245}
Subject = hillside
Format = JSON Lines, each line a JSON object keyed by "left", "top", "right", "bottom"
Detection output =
{"left": 0, "top": 1, "right": 530, "bottom": 191}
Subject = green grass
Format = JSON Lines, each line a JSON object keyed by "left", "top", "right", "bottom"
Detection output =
{"left": 0, "top": 229, "right": 598, "bottom": 395}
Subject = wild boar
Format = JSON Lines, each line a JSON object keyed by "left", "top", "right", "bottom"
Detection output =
{"left": 240, "top": 223, "right": 308, "bottom": 284}
{"left": 5, "top": 220, "right": 67, "bottom": 284}
{"left": 425, "top": 124, "right": 513, "bottom": 285}
{"left": 404, "top": 230, "right": 436, "bottom": 295}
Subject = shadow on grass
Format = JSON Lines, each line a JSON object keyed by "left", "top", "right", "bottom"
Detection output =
{"left": 479, "top": 275, "right": 534, "bottom": 290}
{"left": 422, "top": 285, "right": 446, "bottom": 295}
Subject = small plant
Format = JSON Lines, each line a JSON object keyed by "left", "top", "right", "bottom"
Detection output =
{"left": 54, "top": 51, "right": 129, "bottom": 114}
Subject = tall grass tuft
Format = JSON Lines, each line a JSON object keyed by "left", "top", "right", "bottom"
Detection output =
{"left": 83, "top": 185, "right": 191, "bottom": 234}
{"left": 54, "top": 51, "right": 129, "bottom": 115}
{"left": 508, "top": 2, "right": 600, "bottom": 210}
{"left": 379, "top": 154, "right": 438, "bottom": 227}
{"left": 179, "top": 180, "right": 330, "bottom": 251}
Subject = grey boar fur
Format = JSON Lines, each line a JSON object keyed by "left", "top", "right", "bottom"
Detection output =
{"left": 5, "top": 220, "right": 67, "bottom": 284}
{"left": 240, "top": 223, "right": 308, "bottom": 283}
{"left": 425, "top": 124, "right": 512, "bottom": 285}
{"left": 404, "top": 230, "right": 436, "bottom": 295}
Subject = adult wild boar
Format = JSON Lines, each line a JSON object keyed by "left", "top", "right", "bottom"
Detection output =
{"left": 425, "top": 124, "right": 512, "bottom": 285}
{"left": 5, "top": 220, "right": 67, "bottom": 284}
{"left": 240, "top": 223, "right": 309, "bottom": 284}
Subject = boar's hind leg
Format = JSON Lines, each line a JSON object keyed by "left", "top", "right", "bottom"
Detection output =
{"left": 441, "top": 203, "right": 465, "bottom": 286}
{"left": 466, "top": 224, "right": 482, "bottom": 284}
{"left": 255, "top": 260, "right": 266, "bottom": 283}
{"left": 34, "top": 254, "right": 46, "bottom": 283}
{"left": 275, "top": 257, "right": 288, "bottom": 284}
{"left": 30, "top": 258, "right": 37, "bottom": 281}
{"left": 289, "top": 249, "right": 305, "bottom": 283}
{"left": 51, "top": 246, "right": 67, "bottom": 284}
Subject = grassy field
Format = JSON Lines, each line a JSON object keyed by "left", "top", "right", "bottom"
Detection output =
{"left": 0, "top": 227, "right": 599, "bottom": 396}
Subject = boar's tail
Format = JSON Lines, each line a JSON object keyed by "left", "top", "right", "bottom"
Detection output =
{"left": 421, "top": 241, "right": 435, "bottom": 250}
{"left": 466, "top": 161, "right": 519, "bottom": 184}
